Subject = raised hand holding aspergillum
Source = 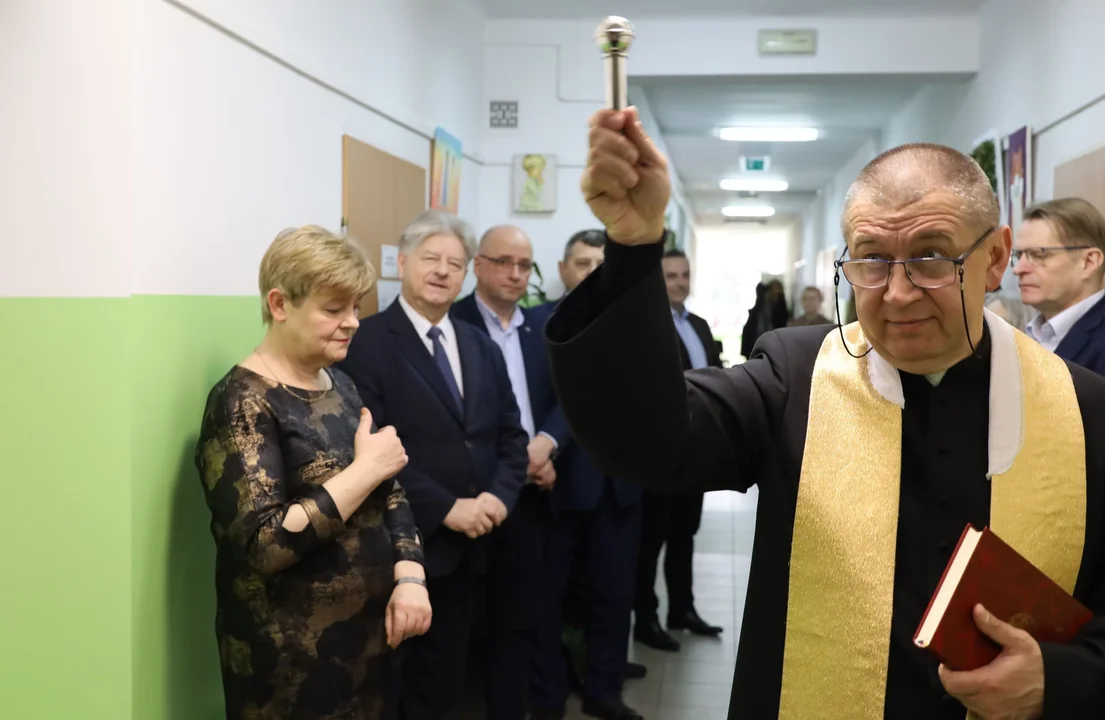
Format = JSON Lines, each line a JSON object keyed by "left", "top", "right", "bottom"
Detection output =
{"left": 581, "top": 107, "right": 671, "bottom": 245}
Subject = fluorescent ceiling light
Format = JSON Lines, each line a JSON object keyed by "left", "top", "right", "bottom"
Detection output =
{"left": 719, "top": 127, "right": 819, "bottom": 142}
{"left": 720, "top": 178, "right": 789, "bottom": 192}
{"left": 723, "top": 205, "right": 776, "bottom": 218}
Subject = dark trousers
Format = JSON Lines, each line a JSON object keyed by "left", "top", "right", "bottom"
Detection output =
{"left": 398, "top": 562, "right": 475, "bottom": 720}
{"left": 484, "top": 486, "right": 548, "bottom": 720}
{"left": 397, "top": 486, "right": 547, "bottom": 720}
{"left": 634, "top": 490, "right": 704, "bottom": 619}
{"left": 530, "top": 485, "right": 642, "bottom": 708}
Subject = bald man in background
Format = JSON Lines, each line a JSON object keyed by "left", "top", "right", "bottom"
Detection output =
{"left": 545, "top": 106, "right": 1105, "bottom": 720}
{"left": 451, "top": 225, "right": 566, "bottom": 720}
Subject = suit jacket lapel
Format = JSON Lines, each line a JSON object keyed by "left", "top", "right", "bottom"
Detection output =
{"left": 674, "top": 333, "right": 692, "bottom": 371}
{"left": 456, "top": 323, "right": 482, "bottom": 430}
{"left": 690, "top": 314, "right": 722, "bottom": 368}
{"left": 519, "top": 311, "right": 543, "bottom": 402}
{"left": 1055, "top": 295, "right": 1105, "bottom": 362}
{"left": 385, "top": 302, "right": 464, "bottom": 426}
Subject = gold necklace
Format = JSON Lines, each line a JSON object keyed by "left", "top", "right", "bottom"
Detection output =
{"left": 254, "top": 350, "right": 330, "bottom": 404}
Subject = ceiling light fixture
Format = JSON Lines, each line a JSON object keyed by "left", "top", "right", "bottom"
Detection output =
{"left": 719, "top": 127, "right": 819, "bottom": 142}
{"left": 722, "top": 205, "right": 776, "bottom": 218}
{"left": 720, "top": 178, "right": 789, "bottom": 192}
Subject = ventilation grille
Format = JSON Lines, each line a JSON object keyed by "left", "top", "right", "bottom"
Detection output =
{"left": 489, "top": 100, "right": 518, "bottom": 128}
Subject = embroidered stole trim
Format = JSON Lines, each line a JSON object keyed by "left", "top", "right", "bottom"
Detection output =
{"left": 777, "top": 320, "right": 1086, "bottom": 719}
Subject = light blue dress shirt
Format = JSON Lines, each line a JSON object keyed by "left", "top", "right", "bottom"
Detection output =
{"left": 1026, "top": 289, "right": 1105, "bottom": 352}
{"left": 475, "top": 295, "right": 538, "bottom": 439}
{"left": 672, "top": 306, "right": 709, "bottom": 370}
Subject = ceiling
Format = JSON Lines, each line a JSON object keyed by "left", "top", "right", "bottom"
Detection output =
{"left": 480, "top": 0, "right": 985, "bottom": 19}
{"left": 635, "top": 74, "right": 971, "bottom": 227}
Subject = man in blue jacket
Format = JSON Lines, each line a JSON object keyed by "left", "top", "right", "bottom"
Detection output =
{"left": 526, "top": 230, "right": 644, "bottom": 720}
{"left": 1014, "top": 197, "right": 1105, "bottom": 376}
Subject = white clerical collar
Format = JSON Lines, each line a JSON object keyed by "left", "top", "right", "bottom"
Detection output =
{"left": 863, "top": 308, "right": 1021, "bottom": 478}
{"left": 924, "top": 370, "right": 948, "bottom": 387}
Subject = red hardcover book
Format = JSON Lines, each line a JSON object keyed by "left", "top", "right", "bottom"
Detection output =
{"left": 914, "top": 524, "right": 1093, "bottom": 671}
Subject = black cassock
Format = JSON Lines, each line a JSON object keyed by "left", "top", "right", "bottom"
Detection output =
{"left": 544, "top": 238, "right": 1105, "bottom": 719}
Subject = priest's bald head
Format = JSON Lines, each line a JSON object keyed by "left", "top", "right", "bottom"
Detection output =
{"left": 840, "top": 143, "right": 1012, "bottom": 375}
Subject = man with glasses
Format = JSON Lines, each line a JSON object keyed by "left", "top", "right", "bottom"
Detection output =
{"left": 1013, "top": 198, "right": 1105, "bottom": 376}
{"left": 543, "top": 106, "right": 1105, "bottom": 720}
{"left": 528, "top": 230, "right": 646, "bottom": 720}
{"left": 449, "top": 224, "right": 565, "bottom": 719}
{"left": 338, "top": 211, "right": 530, "bottom": 720}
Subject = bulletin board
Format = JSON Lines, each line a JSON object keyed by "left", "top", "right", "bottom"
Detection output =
{"left": 1054, "top": 145, "right": 1105, "bottom": 217}
{"left": 341, "top": 134, "right": 427, "bottom": 315}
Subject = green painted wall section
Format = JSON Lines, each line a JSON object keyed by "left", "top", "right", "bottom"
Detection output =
{"left": 0, "top": 298, "right": 132, "bottom": 719}
{"left": 130, "top": 294, "right": 263, "bottom": 719}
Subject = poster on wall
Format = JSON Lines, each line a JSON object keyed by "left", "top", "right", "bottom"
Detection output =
{"left": 512, "top": 154, "right": 557, "bottom": 212}
{"left": 1003, "top": 127, "right": 1033, "bottom": 237}
{"left": 969, "top": 130, "right": 1006, "bottom": 224}
{"left": 430, "top": 127, "right": 463, "bottom": 214}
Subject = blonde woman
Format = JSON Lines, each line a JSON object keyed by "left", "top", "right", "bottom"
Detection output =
{"left": 195, "top": 226, "right": 431, "bottom": 719}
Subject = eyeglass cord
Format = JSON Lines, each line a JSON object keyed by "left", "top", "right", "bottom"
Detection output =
{"left": 833, "top": 266, "right": 980, "bottom": 361}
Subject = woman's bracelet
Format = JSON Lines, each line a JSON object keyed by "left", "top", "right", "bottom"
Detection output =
{"left": 395, "top": 576, "right": 426, "bottom": 587}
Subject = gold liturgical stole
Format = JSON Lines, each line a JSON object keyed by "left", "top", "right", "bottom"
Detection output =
{"left": 777, "top": 309, "right": 1087, "bottom": 719}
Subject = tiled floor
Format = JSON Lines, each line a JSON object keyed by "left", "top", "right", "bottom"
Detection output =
{"left": 461, "top": 488, "right": 757, "bottom": 720}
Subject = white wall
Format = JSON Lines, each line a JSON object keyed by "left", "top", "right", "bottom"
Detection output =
{"left": 798, "top": 137, "right": 879, "bottom": 292}
{"left": 132, "top": 0, "right": 486, "bottom": 296}
{"left": 881, "top": 82, "right": 973, "bottom": 152}
{"left": 629, "top": 16, "right": 979, "bottom": 77}
{"left": 873, "top": 0, "right": 1105, "bottom": 296}
{"left": 0, "top": 0, "right": 133, "bottom": 298}
{"left": 883, "top": 0, "right": 1105, "bottom": 202}
{"left": 479, "top": 20, "right": 696, "bottom": 299}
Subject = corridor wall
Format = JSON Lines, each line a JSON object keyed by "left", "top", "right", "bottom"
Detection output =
{"left": 131, "top": 2, "right": 485, "bottom": 717}
{"left": 1, "top": 1, "right": 133, "bottom": 717}
{"left": 2, "top": 0, "right": 488, "bottom": 718}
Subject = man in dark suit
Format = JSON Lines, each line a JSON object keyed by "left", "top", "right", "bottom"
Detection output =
{"left": 450, "top": 224, "right": 568, "bottom": 719}
{"left": 337, "top": 210, "right": 529, "bottom": 720}
{"left": 1014, "top": 197, "right": 1105, "bottom": 376}
{"left": 545, "top": 111, "right": 1105, "bottom": 719}
{"left": 633, "top": 250, "right": 724, "bottom": 652}
{"left": 528, "top": 230, "right": 644, "bottom": 720}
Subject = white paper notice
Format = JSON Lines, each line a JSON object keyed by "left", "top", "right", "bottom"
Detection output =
{"left": 376, "top": 279, "right": 402, "bottom": 313}
{"left": 380, "top": 245, "right": 399, "bottom": 278}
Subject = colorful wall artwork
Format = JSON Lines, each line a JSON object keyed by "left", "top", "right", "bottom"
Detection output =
{"left": 1004, "top": 127, "right": 1032, "bottom": 236}
{"left": 430, "top": 127, "right": 463, "bottom": 214}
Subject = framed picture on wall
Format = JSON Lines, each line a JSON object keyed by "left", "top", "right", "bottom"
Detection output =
{"left": 970, "top": 129, "right": 1007, "bottom": 224}
{"left": 1003, "top": 127, "right": 1032, "bottom": 237}
{"left": 430, "top": 127, "right": 462, "bottom": 214}
{"left": 512, "top": 153, "right": 557, "bottom": 213}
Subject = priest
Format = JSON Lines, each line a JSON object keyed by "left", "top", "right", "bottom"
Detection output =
{"left": 544, "top": 107, "right": 1105, "bottom": 719}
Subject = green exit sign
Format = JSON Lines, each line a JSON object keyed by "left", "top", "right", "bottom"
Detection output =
{"left": 741, "top": 156, "right": 771, "bottom": 172}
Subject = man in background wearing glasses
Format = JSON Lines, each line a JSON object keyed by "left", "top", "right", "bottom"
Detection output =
{"left": 544, "top": 105, "right": 1105, "bottom": 720}
{"left": 450, "top": 224, "right": 566, "bottom": 719}
{"left": 1013, "top": 197, "right": 1105, "bottom": 376}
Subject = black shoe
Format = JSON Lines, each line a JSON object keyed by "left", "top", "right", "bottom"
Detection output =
{"left": 633, "top": 617, "right": 681, "bottom": 651}
{"left": 624, "top": 661, "right": 647, "bottom": 680}
{"left": 530, "top": 706, "right": 566, "bottom": 720}
{"left": 668, "top": 608, "right": 723, "bottom": 636}
{"left": 581, "top": 696, "right": 644, "bottom": 720}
